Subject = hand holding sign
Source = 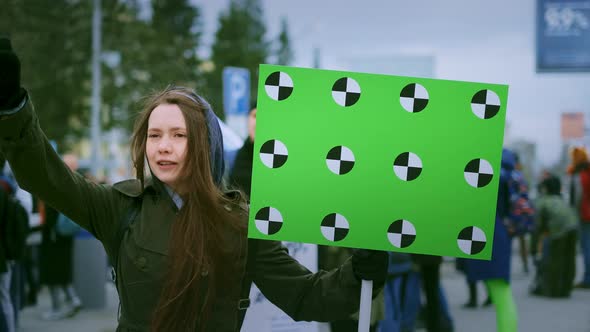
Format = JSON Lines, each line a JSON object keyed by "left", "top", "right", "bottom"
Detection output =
{"left": 351, "top": 249, "right": 388, "bottom": 283}
{"left": 351, "top": 249, "right": 388, "bottom": 332}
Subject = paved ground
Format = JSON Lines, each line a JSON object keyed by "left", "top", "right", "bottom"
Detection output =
{"left": 18, "top": 281, "right": 118, "bottom": 332}
{"left": 441, "top": 257, "right": 590, "bottom": 332}
{"left": 16, "top": 255, "right": 590, "bottom": 332}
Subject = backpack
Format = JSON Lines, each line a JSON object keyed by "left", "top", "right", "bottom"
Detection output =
{"left": 505, "top": 169, "right": 535, "bottom": 236}
{"left": 0, "top": 181, "right": 30, "bottom": 260}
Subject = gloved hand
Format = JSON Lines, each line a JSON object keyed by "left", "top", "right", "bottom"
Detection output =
{"left": 351, "top": 249, "right": 389, "bottom": 283}
{"left": 0, "top": 38, "right": 24, "bottom": 109}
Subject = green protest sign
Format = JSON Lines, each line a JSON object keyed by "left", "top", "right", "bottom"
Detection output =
{"left": 248, "top": 65, "right": 508, "bottom": 260}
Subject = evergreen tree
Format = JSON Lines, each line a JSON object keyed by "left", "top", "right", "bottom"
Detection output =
{"left": 0, "top": 0, "right": 92, "bottom": 149}
{"left": 207, "top": 0, "right": 269, "bottom": 118}
{"left": 275, "top": 17, "right": 293, "bottom": 66}
{"left": 0, "top": 0, "right": 205, "bottom": 146}
{"left": 149, "top": 0, "right": 203, "bottom": 86}
{"left": 102, "top": 0, "right": 204, "bottom": 131}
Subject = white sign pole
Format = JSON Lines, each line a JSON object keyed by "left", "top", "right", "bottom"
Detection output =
{"left": 357, "top": 280, "right": 373, "bottom": 332}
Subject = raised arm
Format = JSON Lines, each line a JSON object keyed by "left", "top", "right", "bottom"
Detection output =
{"left": 0, "top": 38, "right": 127, "bottom": 243}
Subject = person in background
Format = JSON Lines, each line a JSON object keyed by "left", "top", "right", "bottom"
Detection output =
{"left": 567, "top": 146, "right": 590, "bottom": 289}
{"left": 508, "top": 154, "right": 535, "bottom": 275}
{"left": 5, "top": 151, "right": 46, "bottom": 311}
{"left": 0, "top": 156, "right": 15, "bottom": 332}
{"left": 1, "top": 155, "right": 32, "bottom": 330}
{"left": 464, "top": 148, "right": 518, "bottom": 332}
{"left": 530, "top": 174, "right": 577, "bottom": 297}
{"left": 380, "top": 252, "right": 421, "bottom": 332}
{"left": 38, "top": 154, "right": 82, "bottom": 320}
{"left": 412, "top": 254, "right": 442, "bottom": 332}
{"left": 456, "top": 258, "right": 489, "bottom": 308}
{"left": 411, "top": 255, "right": 454, "bottom": 332}
{"left": 529, "top": 170, "right": 553, "bottom": 268}
{"left": 229, "top": 106, "right": 256, "bottom": 200}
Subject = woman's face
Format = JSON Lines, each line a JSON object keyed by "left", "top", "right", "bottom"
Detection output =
{"left": 146, "top": 103, "right": 188, "bottom": 192}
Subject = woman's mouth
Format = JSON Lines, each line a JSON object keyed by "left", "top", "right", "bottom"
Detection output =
{"left": 157, "top": 161, "right": 177, "bottom": 170}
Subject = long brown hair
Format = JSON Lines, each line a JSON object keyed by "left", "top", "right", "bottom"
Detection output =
{"left": 130, "top": 86, "right": 244, "bottom": 331}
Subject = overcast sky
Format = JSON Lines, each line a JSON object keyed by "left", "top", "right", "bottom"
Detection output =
{"left": 195, "top": 0, "right": 590, "bottom": 168}
{"left": 196, "top": 0, "right": 532, "bottom": 67}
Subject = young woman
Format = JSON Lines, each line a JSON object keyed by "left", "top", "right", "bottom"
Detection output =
{"left": 0, "top": 39, "right": 388, "bottom": 331}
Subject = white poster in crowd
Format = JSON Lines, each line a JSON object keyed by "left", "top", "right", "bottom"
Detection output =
{"left": 241, "top": 242, "right": 324, "bottom": 332}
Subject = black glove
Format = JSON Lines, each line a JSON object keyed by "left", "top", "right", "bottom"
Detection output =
{"left": 0, "top": 38, "right": 24, "bottom": 109}
{"left": 351, "top": 249, "right": 389, "bottom": 283}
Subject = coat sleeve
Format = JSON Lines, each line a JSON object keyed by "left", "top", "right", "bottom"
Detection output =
{"left": 251, "top": 239, "right": 364, "bottom": 322}
{"left": 0, "top": 94, "right": 129, "bottom": 244}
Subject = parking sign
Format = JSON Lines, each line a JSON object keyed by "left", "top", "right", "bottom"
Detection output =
{"left": 223, "top": 67, "right": 251, "bottom": 116}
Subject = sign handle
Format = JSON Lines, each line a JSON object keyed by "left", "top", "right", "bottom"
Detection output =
{"left": 358, "top": 280, "right": 373, "bottom": 332}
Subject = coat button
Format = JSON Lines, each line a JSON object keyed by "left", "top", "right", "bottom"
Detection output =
{"left": 224, "top": 205, "right": 232, "bottom": 212}
{"left": 137, "top": 256, "right": 147, "bottom": 269}
{"left": 201, "top": 269, "right": 209, "bottom": 276}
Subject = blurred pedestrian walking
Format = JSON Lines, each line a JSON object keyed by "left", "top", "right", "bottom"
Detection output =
{"left": 505, "top": 154, "right": 535, "bottom": 275}
{"left": 380, "top": 252, "right": 420, "bottom": 332}
{"left": 567, "top": 146, "right": 590, "bottom": 289}
{"left": 0, "top": 155, "right": 30, "bottom": 331}
{"left": 455, "top": 258, "right": 490, "bottom": 308}
{"left": 464, "top": 148, "right": 518, "bottom": 332}
{"left": 530, "top": 174, "right": 577, "bottom": 297}
{"left": 0, "top": 160, "right": 15, "bottom": 332}
{"left": 38, "top": 154, "right": 82, "bottom": 320}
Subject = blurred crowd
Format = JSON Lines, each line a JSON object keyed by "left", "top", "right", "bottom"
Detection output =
{"left": 0, "top": 152, "right": 109, "bottom": 331}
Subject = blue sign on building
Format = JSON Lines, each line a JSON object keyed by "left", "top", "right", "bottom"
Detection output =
{"left": 223, "top": 67, "right": 251, "bottom": 116}
{"left": 537, "top": 0, "right": 590, "bottom": 72}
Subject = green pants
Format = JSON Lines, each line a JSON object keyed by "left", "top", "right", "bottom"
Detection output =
{"left": 485, "top": 279, "right": 518, "bottom": 332}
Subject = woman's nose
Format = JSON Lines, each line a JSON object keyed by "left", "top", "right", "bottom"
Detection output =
{"left": 158, "top": 137, "right": 171, "bottom": 152}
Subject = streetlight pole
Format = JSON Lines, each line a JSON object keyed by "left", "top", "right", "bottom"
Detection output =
{"left": 91, "top": 0, "right": 102, "bottom": 176}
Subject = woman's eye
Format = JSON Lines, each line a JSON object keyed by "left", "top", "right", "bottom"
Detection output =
{"left": 175, "top": 133, "right": 187, "bottom": 138}
{"left": 148, "top": 134, "right": 160, "bottom": 138}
